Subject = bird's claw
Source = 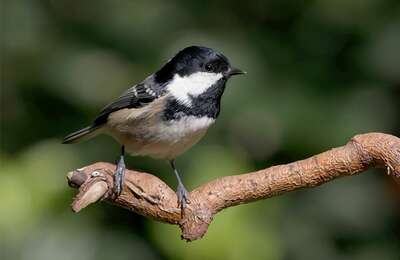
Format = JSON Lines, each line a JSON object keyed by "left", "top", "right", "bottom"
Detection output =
{"left": 177, "top": 183, "right": 190, "bottom": 209}
{"left": 114, "top": 157, "right": 125, "bottom": 196}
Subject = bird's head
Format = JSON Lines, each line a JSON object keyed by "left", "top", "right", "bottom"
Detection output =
{"left": 156, "top": 46, "right": 245, "bottom": 82}
{"left": 155, "top": 46, "right": 245, "bottom": 105}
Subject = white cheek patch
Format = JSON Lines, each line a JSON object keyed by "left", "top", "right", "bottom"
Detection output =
{"left": 167, "top": 72, "right": 223, "bottom": 106}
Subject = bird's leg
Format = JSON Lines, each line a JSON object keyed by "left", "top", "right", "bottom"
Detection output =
{"left": 170, "top": 160, "right": 189, "bottom": 209}
{"left": 114, "top": 145, "right": 126, "bottom": 196}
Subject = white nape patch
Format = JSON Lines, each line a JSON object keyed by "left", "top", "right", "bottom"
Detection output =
{"left": 167, "top": 72, "right": 223, "bottom": 106}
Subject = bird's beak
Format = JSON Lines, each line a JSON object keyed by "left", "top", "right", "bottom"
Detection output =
{"left": 227, "top": 67, "right": 246, "bottom": 77}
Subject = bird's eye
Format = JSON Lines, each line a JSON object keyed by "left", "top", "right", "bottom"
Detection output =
{"left": 205, "top": 63, "right": 214, "bottom": 72}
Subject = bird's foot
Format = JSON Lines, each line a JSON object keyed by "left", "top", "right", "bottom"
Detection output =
{"left": 114, "top": 156, "right": 126, "bottom": 196}
{"left": 177, "top": 183, "right": 190, "bottom": 209}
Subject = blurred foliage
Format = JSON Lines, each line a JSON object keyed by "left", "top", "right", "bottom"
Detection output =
{"left": 1, "top": 0, "right": 400, "bottom": 259}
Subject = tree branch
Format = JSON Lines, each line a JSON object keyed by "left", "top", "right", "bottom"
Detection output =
{"left": 66, "top": 132, "right": 400, "bottom": 241}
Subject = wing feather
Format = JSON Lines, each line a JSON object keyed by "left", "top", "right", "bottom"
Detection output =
{"left": 93, "top": 83, "right": 160, "bottom": 126}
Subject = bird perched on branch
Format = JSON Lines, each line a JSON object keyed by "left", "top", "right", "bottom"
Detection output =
{"left": 63, "top": 46, "right": 245, "bottom": 208}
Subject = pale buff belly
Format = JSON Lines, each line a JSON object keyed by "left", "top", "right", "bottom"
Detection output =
{"left": 104, "top": 100, "right": 214, "bottom": 160}
{"left": 107, "top": 126, "right": 208, "bottom": 160}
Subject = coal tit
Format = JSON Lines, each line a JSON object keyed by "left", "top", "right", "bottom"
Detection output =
{"left": 63, "top": 46, "right": 245, "bottom": 208}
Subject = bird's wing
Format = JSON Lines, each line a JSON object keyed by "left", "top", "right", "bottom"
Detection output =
{"left": 93, "top": 82, "right": 162, "bottom": 126}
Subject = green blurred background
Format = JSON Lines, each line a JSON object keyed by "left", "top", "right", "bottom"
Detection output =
{"left": 1, "top": 0, "right": 400, "bottom": 259}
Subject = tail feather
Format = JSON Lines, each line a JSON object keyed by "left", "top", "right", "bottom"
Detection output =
{"left": 62, "top": 125, "right": 102, "bottom": 144}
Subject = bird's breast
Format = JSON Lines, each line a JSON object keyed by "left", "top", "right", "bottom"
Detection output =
{"left": 153, "top": 116, "right": 215, "bottom": 142}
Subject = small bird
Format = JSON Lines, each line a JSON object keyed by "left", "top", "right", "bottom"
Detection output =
{"left": 63, "top": 46, "right": 244, "bottom": 208}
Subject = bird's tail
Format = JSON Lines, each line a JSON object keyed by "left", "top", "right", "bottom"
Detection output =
{"left": 62, "top": 125, "right": 102, "bottom": 144}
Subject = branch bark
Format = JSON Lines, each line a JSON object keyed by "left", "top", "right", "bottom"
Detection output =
{"left": 66, "top": 132, "right": 400, "bottom": 241}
